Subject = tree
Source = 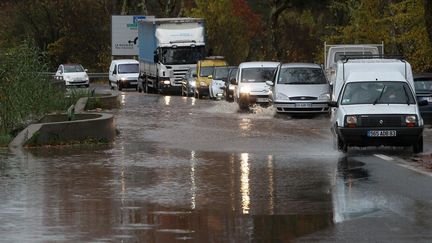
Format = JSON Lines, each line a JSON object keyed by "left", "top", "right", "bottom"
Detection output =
{"left": 424, "top": 0, "right": 432, "bottom": 45}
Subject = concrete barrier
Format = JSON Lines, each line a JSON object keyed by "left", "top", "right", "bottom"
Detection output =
{"left": 9, "top": 113, "right": 115, "bottom": 148}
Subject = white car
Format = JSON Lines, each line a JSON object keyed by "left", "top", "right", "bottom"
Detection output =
{"left": 109, "top": 59, "right": 139, "bottom": 91}
{"left": 267, "top": 63, "right": 330, "bottom": 113}
{"left": 55, "top": 64, "right": 89, "bottom": 87}
{"left": 234, "top": 62, "right": 279, "bottom": 110}
{"left": 330, "top": 58, "right": 427, "bottom": 153}
{"left": 209, "top": 66, "right": 232, "bottom": 100}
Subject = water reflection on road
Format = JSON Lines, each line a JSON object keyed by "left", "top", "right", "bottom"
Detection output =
{"left": 1, "top": 92, "right": 432, "bottom": 242}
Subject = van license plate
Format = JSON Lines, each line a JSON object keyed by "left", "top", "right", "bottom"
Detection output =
{"left": 257, "top": 98, "right": 268, "bottom": 103}
{"left": 367, "top": 130, "right": 397, "bottom": 137}
{"left": 295, "top": 103, "right": 312, "bottom": 108}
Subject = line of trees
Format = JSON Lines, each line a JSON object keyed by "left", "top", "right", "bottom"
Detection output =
{"left": 0, "top": 0, "right": 431, "bottom": 72}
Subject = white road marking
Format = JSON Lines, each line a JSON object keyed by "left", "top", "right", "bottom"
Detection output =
{"left": 374, "top": 154, "right": 432, "bottom": 177}
{"left": 374, "top": 154, "right": 394, "bottom": 161}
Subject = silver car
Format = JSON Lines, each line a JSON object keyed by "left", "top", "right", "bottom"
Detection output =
{"left": 181, "top": 67, "right": 197, "bottom": 97}
{"left": 268, "top": 63, "right": 330, "bottom": 113}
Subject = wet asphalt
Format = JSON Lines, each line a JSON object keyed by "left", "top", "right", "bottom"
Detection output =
{"left": 1, "top": 85, "right": 432, "bottom": 242}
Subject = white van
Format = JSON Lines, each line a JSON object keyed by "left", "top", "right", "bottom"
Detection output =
{"left": 329, "top": 58, "right": 427, "bottom": 153}
{"left": 267, "top": 63, "right": 330, "bottom": 113}
{"left": 109, "top": 59, "right": 139, "bottom": 91}
{"left": 234, "top": 62, "right": 279, "bottom": 110}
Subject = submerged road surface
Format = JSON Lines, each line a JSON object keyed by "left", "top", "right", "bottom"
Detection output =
{"left": 1, "top": 89, "right": 432, "bottom": 242}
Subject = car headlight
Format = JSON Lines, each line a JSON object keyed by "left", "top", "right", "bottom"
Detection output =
{"left": 319, "top": 93, "right": 330, "bottom": 100}
{"left": 345, "top": 115, "right": 357, "bottom": 128}
{"left": 163, "top": 80, "right": 170, "bottom": 85}
{"left": 121, "top": 77, "right": 127, "bottom": 81}
{"left": 240, "top": 86, "right": 251, "bottom": 94}
{"left": 276, "top": 93, "right": 289, "bottom": 100}
{"left": 405, "top": 115, "right": 417, "bottom": 127}
{"left": 229, "top": 86, "right": 235, "bottom": 90}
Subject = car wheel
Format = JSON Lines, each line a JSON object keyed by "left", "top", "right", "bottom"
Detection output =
{"left": 413, "top": 136, "right": 423, "bottom": 153}
{"left": 337, "top": 135, "right": 348, "bottom": 153}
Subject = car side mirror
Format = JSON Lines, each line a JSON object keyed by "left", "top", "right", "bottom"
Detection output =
{"left": 266, "top": 81, "right": 274, "bottom": 86}
{"left": 153, "top": 54, "right": 159, "bottom": 63}
{"left": 113, "top": 70, "right": 117, "bottom": 75}
{"left": 84, "top": 69, "right": 88, "bottom": 72}
{"left": 328, "top": 101, "right": 338, "bottom": 107}
{"left": 418, "top": 100, "right": 428, "bottom": 106}
{"left": 230, "top": 78, "right": 237, "bottom": 85}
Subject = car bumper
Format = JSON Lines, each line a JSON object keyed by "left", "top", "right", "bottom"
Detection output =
{"left": 337, "top": 126, "right": 423, "bottom": 147}
{"left": 274, "top": 101, "right": 329, "bottom": 113}
{"left": 119, "top": 80, "right": 138, "bottom": 87}
{"left": 197, "top": 87, "right": 209, "bottom": 95}
{"left": 239, "top": 93, "right": 269, "bottom": 105}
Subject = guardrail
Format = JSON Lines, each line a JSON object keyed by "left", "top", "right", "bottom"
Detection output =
{"left": 39, "top": 72, "right": 109, "bottom": 81}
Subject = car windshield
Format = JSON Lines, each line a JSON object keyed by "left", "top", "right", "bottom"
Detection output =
{"left": 213, "top": 67, "right": 229, "bottom": 80}
{"left": 278, "top": 67, "right": 326, "bottom": 84}
{"left": 241, "top": 67, "right": 276, "bottom": 83}
{"left": 64, "top": 65, "right": 84, "bottom": 73}
{"left": 200, "top": 66, "right": 214, "bottom": 77}
{"left": 161, "top": 46, "right": 205, "bottom": 65}
{"left": 118, "top": 64, "right": 138, "bottom": 74}
{"left": 414, "top": 79, "right": 432, "bottom": 92}
{"left": 341, "top": 81, "right": 416, "bottom": 105}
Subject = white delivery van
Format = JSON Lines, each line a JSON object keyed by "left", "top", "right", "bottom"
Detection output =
{"left": 329, "top": 57, "right": 428, "bottom": 153}
{"left": 109, "top": 59, "right": 139, "bottom": 91}
{"left": 234, "top": 62, "right": 279, "bottom": 110}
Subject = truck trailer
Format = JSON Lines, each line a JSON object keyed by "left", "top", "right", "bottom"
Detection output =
{"left": 137, "top": 18, "right": 206, "bottom": 94}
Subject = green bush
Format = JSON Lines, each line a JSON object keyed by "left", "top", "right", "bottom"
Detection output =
{"left": 0, "top": 41, "right": 67, "bottom": 145}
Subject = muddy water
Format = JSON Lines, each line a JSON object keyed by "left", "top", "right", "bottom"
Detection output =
{"left": 1, "top": 92, "right": 408, "bottom": 242}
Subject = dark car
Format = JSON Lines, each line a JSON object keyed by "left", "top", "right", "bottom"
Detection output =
{"left": 224, "top": 67, "right": 238, "bottom": 102}
{"left": 414, "top": 73, "right": 432, "bottom": 123}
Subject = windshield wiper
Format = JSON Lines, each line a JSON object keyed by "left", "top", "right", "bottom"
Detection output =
{"left": 373, "top": 85, "right": 386, "bottom": 105}
{"left": 402, "top": 85, "right": 411, "bottom": 105}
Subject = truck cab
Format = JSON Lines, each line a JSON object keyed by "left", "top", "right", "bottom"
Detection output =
{"left": 330, "top": 58, "right": 427, "bottom": 153}
{"left": 138, "top": 18, "right": 206, "bottom": 95}
{"left": 195, "top": 57, "right": 227, "bottom": 99}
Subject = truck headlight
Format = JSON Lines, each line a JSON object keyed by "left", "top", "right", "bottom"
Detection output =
{"left": 240, "top": 86, "right": 251, "bottom": 94}
{"left": 405, "top": 115, "right": 417, "bottom": 127}
{"left": 345, "top": 115, "right": 357, "bottom": 128}
{"left": 276, "top": 93, "right": 289, "bottom": 100}
{"left": 121, "top": 77, "right": 127, "bottom": 81}
{"left": 163, "top": 80, "right": 170, "bottom": 85}
{"left": 190, "top": 81, "right": 196, "bottom": 87}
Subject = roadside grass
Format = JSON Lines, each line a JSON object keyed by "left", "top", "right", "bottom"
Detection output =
{"left": 0, "top": 41, "right": 80, "bottom": 146}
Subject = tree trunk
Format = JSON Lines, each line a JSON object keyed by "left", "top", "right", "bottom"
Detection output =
{"left": 121, "top": 0, "right": 128, "bottom": 15}
{"left": 425, "top": 0, "right": 432, "bottom": 44}
{"left": 269, "top": 1, "right": 291, "bottom": 60}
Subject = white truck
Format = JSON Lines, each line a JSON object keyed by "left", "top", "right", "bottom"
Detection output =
{"left": 329, "top": 57, "right": 427, "bottom": 153}
{"left": 324, "top": 42, "right": 384, "bottom": 91}
{"left": 137, "top": 18, "right": 206, "bottom": 94}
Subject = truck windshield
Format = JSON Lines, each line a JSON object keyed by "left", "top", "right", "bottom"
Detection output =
{"left": 278, "top": 68, "right": 326, "bottom": 84}
{"left": 341, "top": 81, "right": 416, "bottom": 105}
{"left": 241, "top": 67, "right": 276, "bottom": 83}
{"left": 161, "top": 46, "right": 205, "bottom": 65}
{"left": 118, "top": 64, "right": 138, "bottom": 74}
{"left": 213, "top": 67, "right": 229, "bottom": 80}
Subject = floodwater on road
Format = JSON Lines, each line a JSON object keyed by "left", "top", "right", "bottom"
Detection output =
{"left": 1, "top": 90, "right": 432, "bottom": 242}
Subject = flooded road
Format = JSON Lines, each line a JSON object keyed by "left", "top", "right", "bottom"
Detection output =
{"left": 1, "top": 89, "right": 432, "bottom": 242}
